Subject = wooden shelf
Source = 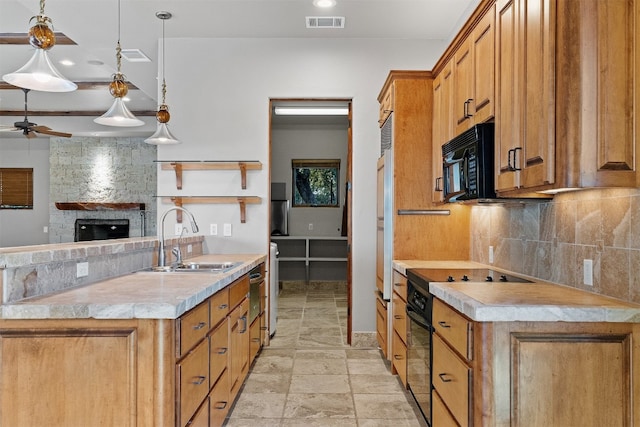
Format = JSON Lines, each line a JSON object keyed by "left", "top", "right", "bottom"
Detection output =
{"left": 158, "top": 161, "right": 262, "bottom": 190}
{"left": 55, "top": 202, "right": 145, "bottom": 211}
{"left": 271, "top": 236, "right": 348, "bottom": 282}
{"left": 160, "top": 196, "right": 261, "bottom": 223}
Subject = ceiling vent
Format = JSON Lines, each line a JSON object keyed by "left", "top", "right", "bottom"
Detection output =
{"left": 306, "top": 16, "right": 345, "bottom": 29}
{"left": 120, "top": 49, "right": 151, "bottom": 62}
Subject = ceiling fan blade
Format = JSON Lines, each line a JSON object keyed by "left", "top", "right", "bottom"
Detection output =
{"left": 32, "top": 125, "right": 72, "bottom": 138}
{"left": 0, "top": 126, "right": 19, "bottom": 132}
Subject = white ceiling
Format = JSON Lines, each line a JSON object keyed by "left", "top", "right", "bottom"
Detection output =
{"left": 0, "top": 0, "right": 480, "bottom": 134}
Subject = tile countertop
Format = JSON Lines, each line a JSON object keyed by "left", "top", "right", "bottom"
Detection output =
{"left": 0, "top": 254, "right": 266, "bottom": 320}
{"left": 394, "top": 260, "right": 640, "bottom": 323}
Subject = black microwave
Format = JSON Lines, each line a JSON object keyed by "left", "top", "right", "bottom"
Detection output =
{"left": 442, "top": 123, "right": 495, "bottom": 202}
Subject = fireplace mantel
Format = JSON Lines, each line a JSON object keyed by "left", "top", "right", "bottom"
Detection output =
{"left": 55, "top": 202, "right": 146, "bottom": 211}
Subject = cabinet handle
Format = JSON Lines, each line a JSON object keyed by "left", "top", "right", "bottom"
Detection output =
{"left": 192, "top": 375, "right": 206, "bottom": 385}
{"left": 508, "top": 147, "right": 522, "bottom": 171}
{"left": 434, "top": 176, "right": 443, "bottom": 192}
{"left": 463, "top": 98, "right": 473, "bottom": 118}
{"left": 393, "top": 282, "right": 404, "bottom": 287}
{"left": 252, "top": 338, "right": 261, "bottom": 342}
{"left": 213, "top": 401, "right": 228, "bottom": 410}
{"left": 394, "top": 354, "right": 404, "bottom": 360}
{"left": 193, "top": 321, "right": 207, "bottom": 330}
{"left": 394, "top": 314, "right": 403, "bottom": 320}
{"left": 438, "top": 321, "right": 451, "bottom": 328}
{"left": 218, "top": 304, "right": 228, "bottom": 309}
{"left": 216, "top": 347, "right": 228, "bottom": 355}
{"left": 438, "top": 373, "right": 453, "bottom": 383}
{"left": 239, "top": 316, "right": 247, "bottom": 334}
{"left": 260, "top": 326, "right": 268, "bottom": 331}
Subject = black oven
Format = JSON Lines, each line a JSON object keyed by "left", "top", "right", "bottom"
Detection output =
{"left": 442, "top": 122, "right": 495, "bottom": 202}
{"left": 406, "top": 271, "right": 434, "bottom": 427}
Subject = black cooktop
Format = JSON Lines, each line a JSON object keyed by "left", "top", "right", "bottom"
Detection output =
{"left": 407, "top": 268, "right": 532, "bottom": 289}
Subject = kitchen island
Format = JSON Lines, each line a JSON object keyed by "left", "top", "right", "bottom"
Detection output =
{"left": 393, "top": 260, "right": 640, "bottom": 427}
{"left": 0, "top": 250, "right": 267, "bottom": 427}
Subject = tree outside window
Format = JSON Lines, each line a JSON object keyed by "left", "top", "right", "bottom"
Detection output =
{"left": 292, "top": 159, "right": 340, "bottom": 207}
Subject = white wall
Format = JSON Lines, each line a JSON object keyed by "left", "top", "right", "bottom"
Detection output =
{"left": 0, "top": 137, "right": 50, "bottom": 247}
{"left": 158, "top": 37, "right": 445, "bottom": 334}
{"left": 272, "top": 124, "right": 348, "bottom": 237}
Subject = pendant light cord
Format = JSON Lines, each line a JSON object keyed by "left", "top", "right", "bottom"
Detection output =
{"left": 161, "top": 16, "right": 166, "bottom": 105}
{"left": 116, "top": 0, "right": 122, "bottom": 74}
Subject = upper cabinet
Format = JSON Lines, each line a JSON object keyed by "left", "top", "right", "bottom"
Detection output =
{"left": 555, "top": 0, "right": 640, "bottom": 189}
{"left": 496, "top": 0, "right": 640, "bottom": 195}
{"left": 495, "top": 0, "right": 555, "bottom": 193}
{"left": 453, "top": 6, "right": 496, "bottom": 137}
{"left": 432, "top": 60, "right": 453, "bottom": 204}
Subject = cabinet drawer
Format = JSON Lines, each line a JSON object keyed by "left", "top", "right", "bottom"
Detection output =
{"left": 392, "top": 271, "right": 408, "bottom": 301}
{"left": 433, "top": 298, "right": 473, "bottom": 360}
{"left": 391, "top": 330, "right": 407, "bottom": 387}
{"left": 432, "top": 390, "right": 460, "bottom": 427}
{"left": 209, "top": 318, "right": 229, "bottom": 387}
{"left": 210, "top": 370, "right": 230, "bottom": 427}
{"left": 392, "top": 291, "right": 407, "bottom": 343}
{"left": 210, "top": 288, "right": 229, "bottom": 328}
{"left": 178, "top": 301, "right": 209, "bottom": 356}
{"left": 185, "top": 397, "right": 208, "bottom": 427}
{"left": 177, "top": 339, "right": 209, "bottom": 427}
{"left": 229, "top": 274, "right": 249, "bottom": 310}
{"left": 433, "top": 333, "right": 470, "bottom": 426}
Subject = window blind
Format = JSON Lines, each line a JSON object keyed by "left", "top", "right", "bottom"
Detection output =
{"left": 0, "top": 168, "right": 34, "bottom": 209}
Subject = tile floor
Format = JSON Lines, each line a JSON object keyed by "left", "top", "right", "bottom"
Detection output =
{"left": 224, "top": 283, "right": 428, "bottom": 426}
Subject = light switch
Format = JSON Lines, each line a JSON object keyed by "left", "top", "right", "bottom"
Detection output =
{"left": 210, "top": 224, "right": 218, "bottom": 235}
{"left": 223, "top": 223, "right": 232, "bottom": 237}
{"left": 76, "top": 262, "right": 89, "bottom": 278}
{"left": 583, "top": 259, "right": 593, "bottom": 286}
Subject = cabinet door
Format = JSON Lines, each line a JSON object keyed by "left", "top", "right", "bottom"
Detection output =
{"left": 209, "top": 370, "right": 230, "bottom": 427}
{"left": 432, "top": 72, "right": 445, "bottom": 204}
{"left": 177, "top": 338, "right": 209, "bottom": 427}
{"left": 453, "top": 37, "right": 474, "bottom": 136}
{"left": 495, "top": 0, "right": 520, "bottom": 192}
{"left": 209, "top": 318, "right": 229, "bottom": 388}
{"left": 391, "top": 330, "right": 408, "bottom": 387}
{"left": 433, "top": 333, "right": 471, "bottom": 426}
{"left": 519, "top": 0, "right": 555, "bottom": 189}
{"left": 472, "top": 4, "right": 496, "bottom": 125}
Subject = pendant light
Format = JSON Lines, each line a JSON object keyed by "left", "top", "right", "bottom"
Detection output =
{"left": 2, "top": 0, "right": 77, "bottom": 92}
{"left": 94, "top": 0, "right": 144, "bottom": 127}
{"left": 145, "top": 11, "right": 180, "bottom": 145}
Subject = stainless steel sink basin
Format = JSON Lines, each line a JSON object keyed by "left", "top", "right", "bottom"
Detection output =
{"left": 147, "top": 261, "right": 242, "bottom": 273}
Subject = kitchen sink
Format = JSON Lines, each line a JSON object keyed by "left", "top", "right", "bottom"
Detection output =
{"left": 147, "top": 261, "right": 242, "bottom": 273}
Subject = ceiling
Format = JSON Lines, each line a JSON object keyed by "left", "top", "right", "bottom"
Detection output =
{"left": 0, "top": 0, "right": 480, "bottom": 136}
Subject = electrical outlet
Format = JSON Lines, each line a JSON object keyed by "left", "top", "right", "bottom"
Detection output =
{"left": 174, "top": 224, "right": 182, "bottom": 236}
{"left": 210, "top": 224, "right": 218, "bottom": 235}
{"left": 43, "top": 226, "right": 48, "bottom": 233}
{"left": 76, "top": 262, "right": 89, "bottom": 278}
{"left": 308, "top": 223, "right": 314, "bottom": 231}
{"left": 187, "top": 244, "right": 192, "bottom": 253}
{"left": 223, "top": 223, "right": 232, "bottom": 237}
{"left": 489, "top": 246, "right": 494, "bottom": 264}
{"left": 583, "top": 259, "right": 593, "bottom": 286}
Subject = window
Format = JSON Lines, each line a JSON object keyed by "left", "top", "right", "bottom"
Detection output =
{"left": 292, "top": 159, "right": 340, "bottom": 207}
{"left": 0, "top": 168, "right": 33, "bottom": 209}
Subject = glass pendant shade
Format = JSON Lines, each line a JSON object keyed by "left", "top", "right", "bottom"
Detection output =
{"left": 94, "top": 97, "right": 145, "bottom": 126}
{"left": 145, "top": 122, "right": 180, "bottom": 145}
{"left": 2, "top": 48, "right": 77, "bottom": 92}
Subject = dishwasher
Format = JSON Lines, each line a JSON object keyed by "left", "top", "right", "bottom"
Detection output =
{"left": 249, "top": 265, "right": 265, "bottom": 325}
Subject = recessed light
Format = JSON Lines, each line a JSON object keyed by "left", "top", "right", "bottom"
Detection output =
{"left": 59, "top": 59, "right": 74, "bottom": 66}
{"left": 313, "top": 0, "right": 336, "bottom": 8}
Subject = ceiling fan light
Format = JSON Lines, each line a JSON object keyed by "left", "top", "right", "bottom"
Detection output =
{"left": 2, "top": 48, "right": 77, "bottom": 92}
{"left": 145, "top": 122, "right": 180, "bottom": 145}
{"left": 94, "top": 97, "right": 145, "bottom": 127}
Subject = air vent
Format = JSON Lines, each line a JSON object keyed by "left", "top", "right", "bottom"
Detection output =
{"left": 120, "top": 49, "right": 151, "bottom": 62}
{"left": 306, "top": 16, "right": 345, "bottom": 29}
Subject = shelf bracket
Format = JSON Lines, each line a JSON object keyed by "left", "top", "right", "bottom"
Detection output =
{"left": 171, "top": 162, "right": 184, "bottom": 190}
{"left": 170, "top": 197, "right": 184, "bottom": 222}
{"left": 239, "top": 162, "right": 247, "bottom": 189}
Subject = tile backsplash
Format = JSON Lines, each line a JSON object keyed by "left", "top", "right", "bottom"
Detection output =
{"left": 470, "top": 188, "right": 640, "bottom": 304}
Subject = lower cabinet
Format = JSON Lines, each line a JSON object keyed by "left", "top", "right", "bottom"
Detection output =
{"left": 431, "top": 296, "right": 640, "bottom": 426}
{"left": 375, "top": 293, "right": 388, "bottom": 359}
{"left": 0, "top": 266, "right": 263, "bottom": 427}
{"left": 391, "top": 271, "right": 408, "bottom": 387}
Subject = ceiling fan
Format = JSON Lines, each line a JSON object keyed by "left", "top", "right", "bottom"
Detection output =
{"left": 0, "top": 88, "right": 72, "bottom": 138}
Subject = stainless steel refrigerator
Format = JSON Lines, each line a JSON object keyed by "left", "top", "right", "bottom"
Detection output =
{"left": 270, "top": 200, "right": 289, "bottom": 236}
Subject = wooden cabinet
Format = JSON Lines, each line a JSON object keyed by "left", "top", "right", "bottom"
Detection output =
{"left": 375, "top": 293, "right": 388, "bottom": 359}
{"left": 250, "top": 278, "right": 265, "bottom": 364}
{"left": 432, "top": 298, "right": 473, "bottom": 426}
{"left": 431, "top": 60, "right": 453, "bottom": 204}
{"left": 495, "top": 0, "right": 555, "bottom": 193}
{"left": 555, "top": 0, "right": 640, "bottom": 189}
{"left": 229, "top": 298, "right": 250, "bottom": 402}
{"left": 0, "top": 269, "right": 257, "bottom": 427}
{"left": 431, "top": 297, "right": 640, "bottom": 426}
{"left": 391, "top": 270, "right": 408, "bottom": 387}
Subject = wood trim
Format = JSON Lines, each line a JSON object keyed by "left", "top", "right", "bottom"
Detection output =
{"left": 55, "top": 202, "right": 146, "bottom": 211}
{"left": 0, "top": 32, "right": 76, "bottom": 45}
{"left": 0, "top": 81, "right": 141, "bottom": 91}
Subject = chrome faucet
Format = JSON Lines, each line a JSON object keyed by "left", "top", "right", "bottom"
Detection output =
{"left": 158, "top": 207, "right": 199, "bottom": 267}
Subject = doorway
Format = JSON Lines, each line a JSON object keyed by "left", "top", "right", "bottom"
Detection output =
{"left": 269, "top": 98, "right": 352, "bottom": 344}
